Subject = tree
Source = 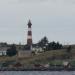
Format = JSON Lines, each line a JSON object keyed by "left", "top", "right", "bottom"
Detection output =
{"left": 37, "top": 36, "right": 48, "bottom": 48}
{"left": 56, "top": 42, "right": 63, "bottom": 49}
{"left": 7, "top": 44, "right": 17, "bottom": 56}
{"left": 46, "top": 41, "right": 63, "bottom": 50}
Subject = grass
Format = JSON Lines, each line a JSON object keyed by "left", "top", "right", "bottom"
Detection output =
{"left": 18, "top": 49, "right": 67, "bottom": 64}
{"left": 0, "top": 48, "right": 75, "bottom": 66}
{"left": 49, "top": 60, "right": 63, "bottom": 65}
{"left": 0, "top": 55, "right": 17, "bottom": 62}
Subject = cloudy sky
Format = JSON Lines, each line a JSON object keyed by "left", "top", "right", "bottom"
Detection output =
{"left": 0, "top": 0, "right": 75, "bottom": 45}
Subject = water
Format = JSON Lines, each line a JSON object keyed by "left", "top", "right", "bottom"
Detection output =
{"left": 0, "top": 71, "right": 75, "bottom": 75}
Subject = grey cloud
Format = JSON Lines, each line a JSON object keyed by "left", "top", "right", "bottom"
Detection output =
{"left": 0, "top": 0, "right": 75, "bottom": 44}
{"left": 18, "top": 0, "right": 49, "bottom": 3}
{"left": 65, "top": 0, "right": 75, "bottom": 4}
{"left": 18, "top": 0, "right": 75, "bottom": 5}
{"left": 1, "top": 0, "right": 75, "bottom": 5}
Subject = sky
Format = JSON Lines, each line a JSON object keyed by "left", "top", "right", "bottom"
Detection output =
{"left": 0, "top": 0, "right": 75, "bottom": 45}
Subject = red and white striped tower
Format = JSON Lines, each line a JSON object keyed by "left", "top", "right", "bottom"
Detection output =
{"left": 27, "top": 20, "right": 32, "bottom": 50}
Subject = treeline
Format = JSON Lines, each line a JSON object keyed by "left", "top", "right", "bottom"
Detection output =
{"left": 37, "top": 36, "right": 63, "bottom": 51}
{"left": 0, "top": 36, "right": 63, "bottom": 56}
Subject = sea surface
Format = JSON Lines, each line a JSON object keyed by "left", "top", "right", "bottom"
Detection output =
{"left": 0, "top": 71, "right": 75, "bottom": 75}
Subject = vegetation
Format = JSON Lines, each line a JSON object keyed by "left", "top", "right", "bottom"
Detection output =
{"left": 50, "top": 60, "right": 63, "bottom": 66}
{"left": 0, "top": 47, "right": 75, "bottom": 67}
{"left": 0, "top": 36, "right": 75, "bottom": 68}
{"left": 46, "top": 41, "right": 63, "bottom": 50}
{"left": 37, "top": 36, "right": 63, "bottom": 51}
{"left": 70, "top": 60, "right": 75, "bottom": 66}
{"left": 37, "top": 36, "right": 48, "bottom": 48}
{"left": 6, "top": 44, "right": 17, "bottom": 56}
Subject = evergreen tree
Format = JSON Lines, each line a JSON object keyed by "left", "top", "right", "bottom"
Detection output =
{"left": 7, "top": 44, "right": 17, "bottom": 56}
{"left": 46, "top": 41, "right": 63, "bottom": 50}
{"left": 37, "top": 36, "right": 48, "bottom": 48}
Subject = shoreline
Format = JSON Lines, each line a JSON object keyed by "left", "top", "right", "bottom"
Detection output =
{"left": 0, "top": 68, "right": 75, "bottom": 71}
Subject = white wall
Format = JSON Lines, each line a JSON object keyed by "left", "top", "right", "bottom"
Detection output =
{"left": 0, "top": 51, "right": 7, "bottom": 56}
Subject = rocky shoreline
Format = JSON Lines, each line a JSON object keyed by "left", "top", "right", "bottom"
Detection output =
{"left": 0, "top": 67, "right": 75, "bottom": 71}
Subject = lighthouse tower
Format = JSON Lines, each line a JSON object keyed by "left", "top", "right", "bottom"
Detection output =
{"left": 27, "top": 20, "right": 32, "bottom": 50}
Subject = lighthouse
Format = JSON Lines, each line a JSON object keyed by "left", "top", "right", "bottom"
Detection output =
{"left": 27, "top": 20, "right": 32, "bottom": 50}
{"left": 18, "top": 20, "right": 32, "bottom": 58}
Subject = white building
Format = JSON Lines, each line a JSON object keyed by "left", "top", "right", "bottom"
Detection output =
{"left": 18, "top": 50, "right": 31, "bottom": 58}
{"left": 32, "top": 47, "right": 44, "bottom": 54}
{"left": 0, "top": 47, "right": 9, "bottom": 56}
